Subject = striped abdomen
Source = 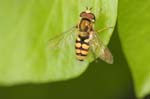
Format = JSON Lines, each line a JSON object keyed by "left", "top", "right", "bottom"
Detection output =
{"left": 75, "top": 35, "right": 90, "bottom": 61}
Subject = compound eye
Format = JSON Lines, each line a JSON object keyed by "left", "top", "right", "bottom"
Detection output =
{"left": 87, "top": 13, "right": 95, "bottom": 20}
{"left": 80, "top": 12, "right": 86, "bottom": 17}
{"left": 80, "top": 12, "right": 95, "bottom": 21}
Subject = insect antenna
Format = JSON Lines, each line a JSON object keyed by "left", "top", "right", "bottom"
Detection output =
{"left": 89, "top": 7, "right": 93, "bottom": 10}
{"left": 86, "top": 7, "right": 93, "bottom": 11}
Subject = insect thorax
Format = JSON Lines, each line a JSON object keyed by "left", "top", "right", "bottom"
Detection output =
{"left": 79, "top": 18, "right": 94, "bottom": 33}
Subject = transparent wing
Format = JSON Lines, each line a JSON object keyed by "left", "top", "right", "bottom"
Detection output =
{"left": 90, "top": 31, "right": 113, "bottom": 64}
{"left": 48, "top": 26, "right": 77, "bottom": 49}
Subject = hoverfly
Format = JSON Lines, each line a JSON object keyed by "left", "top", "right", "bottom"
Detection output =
{"left": 49, "top": 7, "right": 113, "bottom": 64}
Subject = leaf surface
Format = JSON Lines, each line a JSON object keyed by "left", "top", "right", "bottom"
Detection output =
{"left": 0, "top": 0, "right": 117, "bottom": 85}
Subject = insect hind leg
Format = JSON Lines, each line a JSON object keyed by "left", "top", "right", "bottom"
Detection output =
{"left": 90, "top": 48, "right": 98, "bottom": 62}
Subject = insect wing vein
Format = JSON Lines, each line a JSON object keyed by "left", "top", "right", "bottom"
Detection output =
{"left": 48, "top": 26, "right": 76, "bottom": 49}
{"left": 90, "top": 31, "right": 113, "bottom": 64}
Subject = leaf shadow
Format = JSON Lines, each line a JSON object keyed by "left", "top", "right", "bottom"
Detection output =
{"left": 144, "top": 95, "right": 150, "bottom": 99}
{"left": 0, "top": 26, "right": 136, "bottom": 99}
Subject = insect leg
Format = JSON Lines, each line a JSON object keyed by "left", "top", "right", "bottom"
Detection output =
{"left": 96, "top": 26, "right": 114, "bottom": 33}
{"left": 90, "top": 47, "right": 97, "bottom": 62}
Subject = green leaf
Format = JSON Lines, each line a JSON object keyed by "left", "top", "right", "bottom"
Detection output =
{"left": 118, "top": 0, "right": 150, "bottom": 98}
{"left": 0, "top": 0, "right": 117, "bottom": 85}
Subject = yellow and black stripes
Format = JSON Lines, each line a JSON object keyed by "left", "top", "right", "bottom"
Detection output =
{"left": 75, "top": 35, "right": 90, "bottom": 61}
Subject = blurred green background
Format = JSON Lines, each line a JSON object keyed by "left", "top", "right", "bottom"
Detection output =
{"left": 0, "top": 27, "right": 137, "bottom": 99}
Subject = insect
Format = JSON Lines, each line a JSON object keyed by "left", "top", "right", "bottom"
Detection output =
{"left": 49, "top": 7, "right": 113, "bottom": 64}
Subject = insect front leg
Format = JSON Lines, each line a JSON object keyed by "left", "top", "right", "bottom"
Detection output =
{"left": 96, "top": 26, "right": 114, "bottom": 33}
